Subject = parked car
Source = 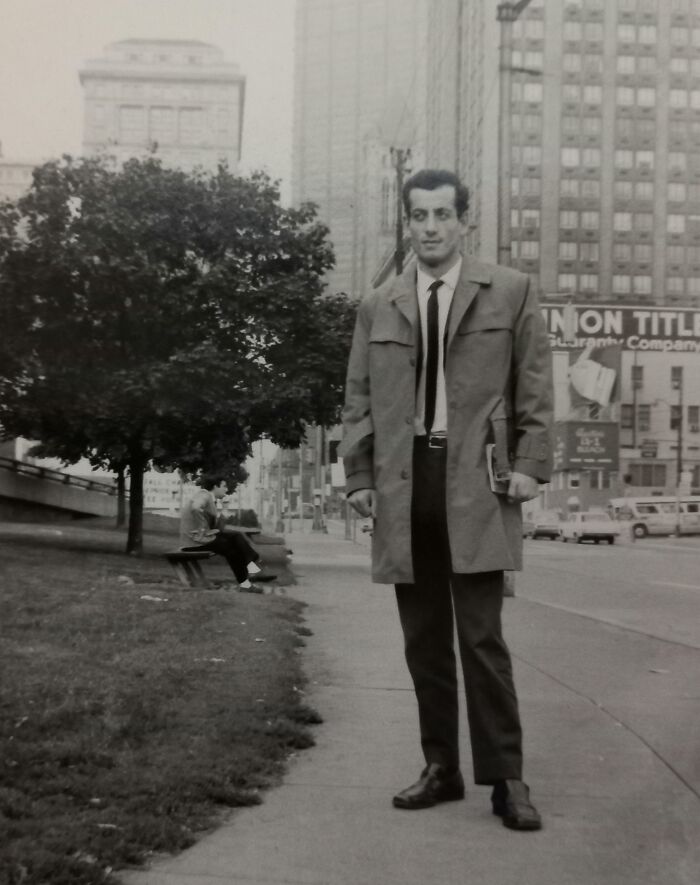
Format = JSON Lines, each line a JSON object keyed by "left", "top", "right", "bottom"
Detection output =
{"left": 530, "top": 511, "right": 562, "bottom": 540}
{"left": 560, "top": 511, "right": 620, "bottom": 545}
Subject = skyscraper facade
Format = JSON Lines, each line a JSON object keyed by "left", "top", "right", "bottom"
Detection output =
{"left": 426, "top": 0, "right": 700, "bottom": 503}
{"left": 427, "top": 0, "right": 700, "bottom": 310}
{"left": 293, "top": 0, "right": 427, "bottom": 299}
{"left": 80, "top": 39, "right": 245, "bottom": 173}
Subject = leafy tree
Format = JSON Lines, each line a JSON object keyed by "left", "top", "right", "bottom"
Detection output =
{"left": 0, "top": 156, "right": 355, "bottom": 553}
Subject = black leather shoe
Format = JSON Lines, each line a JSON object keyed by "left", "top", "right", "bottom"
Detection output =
{"left": 392, "top": 763, "right": 465, "bottom": 810}
{"left": 491, "top": 779, "right": 542, "bottom": 831}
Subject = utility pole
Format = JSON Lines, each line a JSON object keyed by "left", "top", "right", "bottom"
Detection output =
{"left": 497, "top": 0, "right": 536, "bottom": 267}
{"left": 671, "top": 366, "right": 684, "bottom": 536}
{"left": 390, "top": 147, "right": 412, "bottom": 275}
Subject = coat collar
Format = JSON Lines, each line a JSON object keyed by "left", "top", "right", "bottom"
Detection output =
{"left": 387, "top": 258, "right": 492, "bottom": 346}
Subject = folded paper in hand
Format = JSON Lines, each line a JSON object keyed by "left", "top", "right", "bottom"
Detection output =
{"left": 486, "top": 443, "right": 511, "bottom": 495}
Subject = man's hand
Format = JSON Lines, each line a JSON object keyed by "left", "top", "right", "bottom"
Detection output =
{"left": 347, "top": 488, "right": 376, "bottom": 518}
{"left": 507, "top": 472, "right": 539, "bottom": 504}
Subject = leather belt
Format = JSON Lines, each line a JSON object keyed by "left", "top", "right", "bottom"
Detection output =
{"left": 416, "top": 434, "right": 447, "bottom": 449}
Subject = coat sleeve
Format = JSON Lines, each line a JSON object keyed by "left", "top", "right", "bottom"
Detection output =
{"left": 339, "top": 296, "right": 375, "bottom": 495}
{"left": 511, "top": 278, "right": 554, "bottom": 482}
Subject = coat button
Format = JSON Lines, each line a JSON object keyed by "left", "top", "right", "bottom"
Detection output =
{"left": 401, "top": 469, "right": 409, "bottom": 479}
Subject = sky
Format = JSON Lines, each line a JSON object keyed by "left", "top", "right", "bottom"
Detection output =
{"left": 0, "top": 0, "right": 296, "bottom": 199}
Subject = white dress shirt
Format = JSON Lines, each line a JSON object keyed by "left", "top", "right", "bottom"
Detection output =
{"left": 415, "top": 257, "right": 462, "bottom": 436}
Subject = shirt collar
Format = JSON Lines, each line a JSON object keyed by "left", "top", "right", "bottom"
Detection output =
{"left": 417, "top": 256, "right": 462, "bottom": 297}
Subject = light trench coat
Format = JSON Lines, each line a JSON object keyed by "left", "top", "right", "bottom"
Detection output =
{"left": 340, "top": 258, "right": 554, "bottom": 584}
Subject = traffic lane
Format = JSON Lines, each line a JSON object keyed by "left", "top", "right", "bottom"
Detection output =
{"left": 503, "top": 596, "right": 700, "bottom": 880}
{"left": 519, "top": 537, "right": 700, "bottom": 648}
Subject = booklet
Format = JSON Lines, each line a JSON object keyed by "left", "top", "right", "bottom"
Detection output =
{"left": 486, "top": 443, "right": 511, "bottom": 495}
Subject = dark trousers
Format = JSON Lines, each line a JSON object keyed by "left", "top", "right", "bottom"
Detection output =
{"left": 189, "top": 531, "right": 260, "bottom": 583}
{"left": 395, "top": 437, "right": 523, "bottom": 785}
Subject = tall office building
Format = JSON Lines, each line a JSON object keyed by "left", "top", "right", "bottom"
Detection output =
{"left": 293, "top": 0, "right": 427, "bottom": 299}
{"left": 427, "top": 0, "right": 700, "bottom": 310}
{"left": 79, "top": 39, "right": 245, "bottom": 173}
{"left": 426, "top": 0, "right": 700, "bottom": 504}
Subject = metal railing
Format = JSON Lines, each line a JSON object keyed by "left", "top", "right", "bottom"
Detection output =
{"left": 0, "top": 456, "right": 119, "bottom": 496}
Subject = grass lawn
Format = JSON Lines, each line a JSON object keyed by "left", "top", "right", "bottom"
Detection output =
{"left": 0, "top": 521, "right": 319, "bottom": 885}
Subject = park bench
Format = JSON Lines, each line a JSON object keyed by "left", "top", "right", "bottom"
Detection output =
{"left": 164, "top": 549, "right": 216, "bottom": 588}
{"left": 164, "top": 528, "right": 294, "bottom": 589}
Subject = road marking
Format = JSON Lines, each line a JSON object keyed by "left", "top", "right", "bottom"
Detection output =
{"left": 650, "top": 580, "right": 700, "bottom": 591}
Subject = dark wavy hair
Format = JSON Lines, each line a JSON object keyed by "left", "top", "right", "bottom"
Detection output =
{"left": 402, "top": 169, "right": 470, "bottom": 217}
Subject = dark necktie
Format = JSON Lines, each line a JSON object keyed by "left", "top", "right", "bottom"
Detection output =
{"left": 424, "top": 279, "right": 443, "bottom": 435}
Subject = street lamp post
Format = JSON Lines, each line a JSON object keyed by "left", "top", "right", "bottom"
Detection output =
{"left": 671, "top": 366, "right": 684, "bottom": 536}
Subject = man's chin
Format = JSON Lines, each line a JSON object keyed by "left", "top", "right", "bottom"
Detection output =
{"left": 417, "top": 252, "right": 444, "bottom": 266}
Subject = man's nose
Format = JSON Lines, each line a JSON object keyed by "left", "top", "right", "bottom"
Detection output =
{"left": 424, "top": 212, "right": 437, "bottom": 231}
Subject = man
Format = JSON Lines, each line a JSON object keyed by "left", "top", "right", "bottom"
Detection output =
{"left": 340, "top": 169, "right": 553, "bottom": 830}
{"left": 180, "top": 473, "right": 274, "bottom": 590}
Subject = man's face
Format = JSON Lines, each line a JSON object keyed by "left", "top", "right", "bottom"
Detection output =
{"left": 212, "top": 480, "right": 229, "bottom": 499}
{"left": 406, "top": 185, "right": 468, "bottom": 273}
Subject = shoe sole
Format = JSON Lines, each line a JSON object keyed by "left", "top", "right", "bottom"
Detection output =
{"left": 493, "top": 805, "right": 542, "bottom": 831}
{"left": 393, "top": 788, "right": 465, "bottom": 810}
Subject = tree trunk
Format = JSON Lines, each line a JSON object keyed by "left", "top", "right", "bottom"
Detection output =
{"left": 126, "top": 454, "right": 145, "bottom": 555}
{"left": 116, "top": 466, "right": 126, "bottom": 528}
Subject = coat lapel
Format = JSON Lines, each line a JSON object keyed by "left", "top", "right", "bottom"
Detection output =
{"left": 446, "top": 259, "right": 492, "bottom": 352}
{"left": 387, "top": 264, "right": 418, "bottom": 332}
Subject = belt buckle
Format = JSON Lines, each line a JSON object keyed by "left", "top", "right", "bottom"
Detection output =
{"left": 428, "top": 434, "right": 446, "bottom": 449}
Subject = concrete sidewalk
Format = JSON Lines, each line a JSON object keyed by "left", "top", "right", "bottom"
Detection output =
{"left": 123, "top": 528, "right": 700, "bottom": 885}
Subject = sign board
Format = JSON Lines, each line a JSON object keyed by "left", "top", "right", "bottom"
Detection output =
{"left": 640, "top": 439, "right": 658, "bottom": 459}
{"left": 553, "top": 421, "right": 619, "bottom": 471}
{"left": 541, "top": 304, "right": 700, "bottom": 352}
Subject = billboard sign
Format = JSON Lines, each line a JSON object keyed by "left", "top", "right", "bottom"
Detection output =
{"left": 553, "top": 421, "right": 619, "bottom": 471}
{"left": 541, "top": 304, "right": 700, "bottom": 352}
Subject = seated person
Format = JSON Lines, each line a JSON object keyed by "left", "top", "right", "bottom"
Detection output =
{"left": 180, "top": 473, "right": 274, "bottom": 590}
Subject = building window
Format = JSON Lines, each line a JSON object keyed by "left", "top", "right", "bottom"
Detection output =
{"left": 629, "top": 463, "right": 666, "bottom": 487}
{"left": 582, "top": 148, "right": 601, "bottom": 167}
{"left": 667, "top": 215, "right": 686, "bottom": 234}
{"left": 580, "top": 274, "right": 598, "bottom": 291}
{"left": 522, "top": 208, "right": 541, "bottom": 229}
{"left": 558, "top": 273, "right": 577, "bottom": 291}
{"left": 561, "top": 147, "right": 580, "bottom": 167}
{"left": 523, "top": 82, "right": 543, "bottom": 103}
{"left": 670, "top": 89, "right": 689, "bottom": 109}
{"left": 562, "top": 84, "right": 582, "bottom": 103}
{"left": 583, "top": 54, "right": 604, "bottom": 74}
{"left": 670, "top": 57, "right": 690, "bottom": 75}
{"left": 561, "top": 178, "right": 580, "bottom": 197}
{"left": 560, "top": 210, "right": 579, "bottom": 229}
{"left": 617, "top": 24, "right": 636, "bottom": 44}
{"left": 614, "top": 181, "right": 633, "bottom": 200}
{"left": 637, "top": 88, "right": 656, "bottom": 107}
{"left": 634, "top": 213, "right": 653, "bottom": 232}
{"left": 634, "top": 276, "right": 652, "bottom": 295}
{"left": 613, "top": 274, "right": 631, "bottom": 294}
{"left": 634, "top": 181, "right": 654, "bottom": 201}
{"left": 667, "top": 276, "right": 685, "bottom": 294}
{"left": 559, "top": 241, "right": 578, "bottom": 260}
{"left": 563, "top": 53, "right": 582, "bottom": 73}
{"left": 638, "top": 404, "right": 651, "bottom": 432}
{"left": 582, "top": 116, "right": 602, "bottom": 136}
{"left": 580, "top": 241, "right": 599, "bottom": 261}
{"left": 668, "top": 182, "right": 687, "bottom": 202}
{"left": 584, "top": 22, "right": 603, "bottom": 42}
{"left": 668, "top": 153, "right": 687, "bottom": 173}
{"left": 617, "top": 55, "right": 635, "bottom": 75}
{"left": 637, "top": 56, "right": 657, "bottom": 76}
{"left": 581, "top": 210, "right": 600, "bottom": 229}
{"left": 688, "top": 277, "right": 700, "bottom": 295}
{"left": 615, "top": 150, "right": 634, "bottom": 169}
{"left": 631, "top": 364, "right": 644, "bottom": 390}
{"left": 520, "top": 240, "right": 540, "bottom": 259}
{"left": 689, "top": 405, "right": 700, "bottom": 429}
{"left": 522, "top": 145, "right": 542, "bottom": 166}
{"left": 634, "top": 243, "right": 652, "bottom": 262}
{"left": 617, "top": 118, "right": 634, "bottom": 139}
{"left": 621, "top": 404, "right": 634, "bottom": 429}
{"left": 564, "top": 21, "right": 583, "bottom": 41}
{"left": 614, "top": 211, "right": 632, "bottom": 231}
{"left": 667, "top": 245, "right": 685, "bottom": 264}
{"left": 671, "top": 405, "right": 682, "bottom": 431}
{"left": 179, "top": 107, "right": 205, "bottom": 145}
{"left": 562, "top": 115, "right": 579, "bottom": 134}
{"left": 635, "top": 151, "right": 654, "bottom": 171}
{"left": 581, "top": 179, "right": 601, "bottom": 199}
{"left": 616, "top": 87, "right": 635, "bottom": 106}
{"left": 639, "top": 26, "right": 657, "bottom": 45}
{"left": 583, "top": 85, "right": 602, "bottom": 104}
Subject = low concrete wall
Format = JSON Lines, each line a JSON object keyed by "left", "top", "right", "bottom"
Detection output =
{"left": 0, "top": 469, "right": 117, "bottom": 519}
